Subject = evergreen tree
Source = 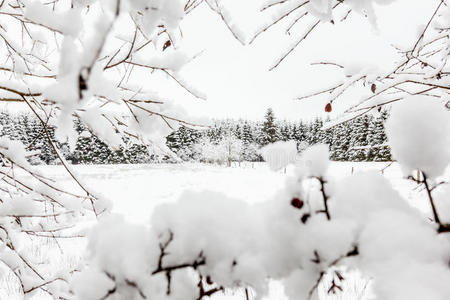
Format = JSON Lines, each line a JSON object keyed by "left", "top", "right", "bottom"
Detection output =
{"left": 330, "top": 122, "right": 351, "bottom": 161}
{"left": 166, "top": 126, "right": 201, "bottom": 161}
{"left": 241, "top": 121, "right": 254, "bottom": 146}
{"left": 206, "top": 122, "right": 223, "bottom": 144}
{"left": 279, "top": 121, "right": 290, "bottom": 141}
{"left": 348, "top": 115, "right": 371, "bottom": 161}
{"left": 260, "top": 108, "right": 279, "bottom": 146}
{"left": 240, "top": 121, "right": 260, "bottom": 161}
{"left": 234, "top": 122, "right": 242, "bottom": 140}
{"left": 367, "top": 110, "right": 391, "bottom": 161}
{"left": 308, "top": 118, "right": 323, "bottom": 145}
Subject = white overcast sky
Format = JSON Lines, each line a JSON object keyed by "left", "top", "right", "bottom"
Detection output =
{"left": 1, "top": 0, "right": 434, "bottom": 123}
{"left": 167, "top": 0, "right": 435, "bottom": 122}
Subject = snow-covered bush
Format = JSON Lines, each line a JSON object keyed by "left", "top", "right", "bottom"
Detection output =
{"left": 79, "top": 107, "right": 450, "bottom": 299}
{"left": 194, "top": 136, "right": 222, "bottom": 164}
{"left": 194, "top": 134, "right": 243, "bottom": 166}
{"left": 0, "top": 0, "right": 207, "bottom": 296}
{"left": 74, "top": 1, "right": 450, "bottom": 299}
{"left": 218, "top": 134, "right": 244, "bottom": 166}
{"left": 260, "top": 140, "right": 299, "bottom": 171}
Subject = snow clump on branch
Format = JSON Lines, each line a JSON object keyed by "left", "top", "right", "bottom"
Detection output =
{"left": 385, "top": 96, "right": 450, "bottom": 178}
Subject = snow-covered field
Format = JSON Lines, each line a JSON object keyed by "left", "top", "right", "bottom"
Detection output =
{"left": 35, "top": 161, "right": 432, "bottom": 223}
{"left": 0, "top": 162, "right": 439, "bottom": 299}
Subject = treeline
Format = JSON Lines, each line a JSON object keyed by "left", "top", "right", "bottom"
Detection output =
{"left": 0, "top": 109, "right": 391, "bottom": 165}
{"left": 166, "top": 109, "right": 392, "bottom": 162}
{"left": 0, "top": 112, "right": 156, "bottom": 165}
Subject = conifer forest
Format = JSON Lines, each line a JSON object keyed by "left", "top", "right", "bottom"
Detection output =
{"left": 0, "top": 109, "right": 391, "bottom": 165}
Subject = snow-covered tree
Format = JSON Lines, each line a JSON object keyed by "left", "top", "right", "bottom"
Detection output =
{"left": 367, "top": 110, "right": 391, "bottom": 161}
{"left": 330, "top": 122, "right": 351, "bottom": 161}
{"left": 279, "top": 121, "right": 291, "bottom": 142}
{"left": 347, "top": 115, "right": 370, "bottom": 162}
{"left": 166, "top": 126, "right": 202, "bottom": 161}
{"left": 260, "top": 108, "right": 280, "bottom": 146}
{"left": 194, "top": 134, "right": 243, "bottom": 166}
{"left": 0, "top": 0, "right": 213, "bottom": 297}
{"left": 194, "top": 136, "right": 220, "bottom": 164}
{"left": 241, "top": 121, "right": 261, "bottom": 162}
{"left": 219, "top": 133, "right": 244, "bottom": 167}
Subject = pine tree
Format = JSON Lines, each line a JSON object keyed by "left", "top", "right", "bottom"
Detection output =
{"left": 206, "top": 122, "right": 223, "bottom": 144}
{"left": 367, "top": 110, "right": 391, "bottom": 161}
{"left": 279, "top": 121, "right": 290, "bottom": 141}
{"left": 240, "top": 121, "right": 259, "bottom": 161}
{"left": 234, "top": 122, "right": 242, "bottom": 140}
{"left": 330, "top": 122, "right": 351, "bottom": 161}
{"left": 294, "top": 121, "right": 308, "bottom": 146}
{"left": 308, "top": 118, "right": 323, "bottom": 145}
{"left": 166, "top": 126, "right": 201, "bottom": 161}
{"left": 261, "top": 108, "right": 279, "bottom": 146}
{"left": 348, "top": 115, "right": 371, "bottom": 161}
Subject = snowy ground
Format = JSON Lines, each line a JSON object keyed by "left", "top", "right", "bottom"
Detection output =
{"left": 37, "top": 161, "right": 432, "bottom": 223}
{"left": 0, "top": 161, "right": 440, "bottom": 299}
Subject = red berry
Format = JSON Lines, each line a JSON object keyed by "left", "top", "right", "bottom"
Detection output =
{"left": 325, "top": 103, "right": 332, "bottom": 112}
{"left": 291, "top": 197, "right": 304, "bottom": 209}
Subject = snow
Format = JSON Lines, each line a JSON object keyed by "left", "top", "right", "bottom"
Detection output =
{"left": 260, "top": 140, "right": 298, "bottom": 171}
{"left": 79, "top": 108, "right": 123, "bottom": 149}
{"left": 86, "top": 214, "right": 156, "bottom": 281}
{"left": 385, "top": 96, "right": 450, "bottom": 178}
{"left": 2, "top": 0, "right": 448, "bottom": 297}
{"left": 307, "top": 0, "right": 333, "bottom": 22}
{"left": 297, "top": 144, "right": 330, "bottom": 178}
{"left": 1, "top": 161, "right": 445, "bottom": 300}
{"left": 0, "top": 163, "right": 445, "bottom": 299}
{"left": 23, "top": 0, "right": 82, "bottom": 37}
{"left": 71, "top": 268, "right": 115, "bottom": 300}
{"left": 132, "top": 50, "right": 190, "bottom": 72}
{"left": 9, "top": 161, "right": 437, "bottom": 224}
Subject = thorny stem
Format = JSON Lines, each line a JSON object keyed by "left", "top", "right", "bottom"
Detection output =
{"left": 316, "top": 176, "right": 331, "bottom": 220}
{"left": 308, "top": 246, "right": 359, "bottom": 300}
{"left": 308, "top": 272, "right": 325, "bottom": 300}
{"left": 197, "top": 275, "right": 224, "bottom": 300}
{"left": 151, "top": 231, "right": 207, "bottom": 296}
{"left": 100, "top": 272, "right": 147, "bottom": 299}
{"left": 422, "top": 172, "right": 441, "bottom": 225}
{"left": 421, "top": 172, "right": 450, "bottom": 233}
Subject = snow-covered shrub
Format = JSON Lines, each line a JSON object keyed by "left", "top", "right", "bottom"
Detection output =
{"left": 193, "top": 136, "right": 222, "bottom": 164}
{"left": 0, "top": 0, "right": 206, "bottom": 296}
{"left": 260, "top": 140, "right": 298, "bottom": 171}
{"left": 194, "top": 134, "right": 243, "bottom": 166}
{"left": 74, "top": 1, "right": 450, "bottom": 298}
{"left": 79, "top": 114, "right": 450, "bottom": 299}
{"left": 218, "top": 134, "right": 244, "bottom": 166}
